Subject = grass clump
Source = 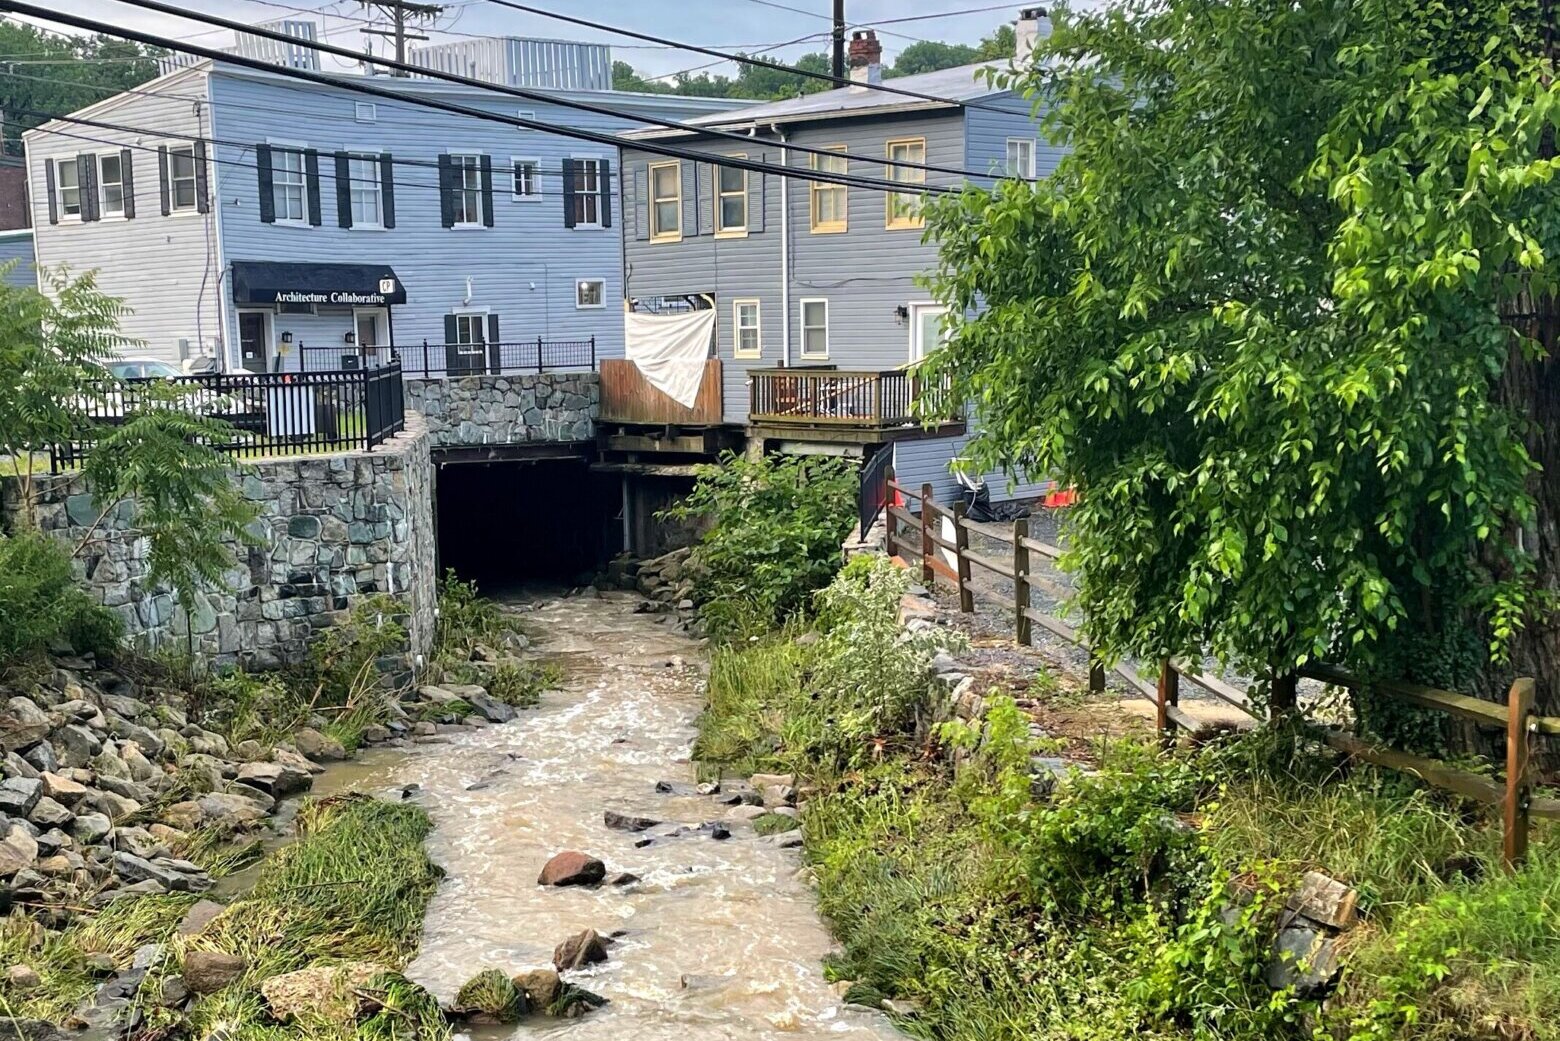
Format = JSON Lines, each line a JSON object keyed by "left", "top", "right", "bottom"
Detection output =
{"left": 752, "top": 812, "right": 801, "bottom": 836}
{"left": 452, "top": 968, "right": 525, "bottom": 1023}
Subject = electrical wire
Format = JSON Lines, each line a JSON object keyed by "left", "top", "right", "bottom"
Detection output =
{"left": 8, "top": 15, "right": 958, "bottom": 200}
{"left": 32, "top": 0, "right": 1021, "bottom": 184}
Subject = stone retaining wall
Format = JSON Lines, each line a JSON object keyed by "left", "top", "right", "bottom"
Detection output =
{"left": 403, "top": 372, "right": 597, "bottom": 449}
{"left": 2, "top": 416, "right": 437, "bottom": 670}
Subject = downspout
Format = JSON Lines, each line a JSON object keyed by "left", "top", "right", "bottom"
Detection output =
{"left": 774, "top": 123, "right": 790, "bottom": 368}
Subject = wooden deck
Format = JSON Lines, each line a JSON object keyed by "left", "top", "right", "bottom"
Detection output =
{"left": 599, "top": 358, "right": 723, "bottom": 426}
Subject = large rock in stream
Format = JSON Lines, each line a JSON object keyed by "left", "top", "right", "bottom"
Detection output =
{"left": 537, "top": 851, "right": 605, "bottom": 887}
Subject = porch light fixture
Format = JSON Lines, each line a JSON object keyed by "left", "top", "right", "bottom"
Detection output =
{"left": 893, "top": 305, "right": 909, "bottom": 325}
{"left": 280, "top": 331, "right": 293, "bottom": 344}
{"left": 344, "top": 331, "right": 356, "bottom": 345}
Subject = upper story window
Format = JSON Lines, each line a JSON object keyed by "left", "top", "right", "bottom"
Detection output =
{"left": 809, "top": 146, "right": 847, "bottom": 233}
{"left": 800, "top": 298, "right": 829, "bottom": 359}
{"left": 570, "top": 157, "right": 606, "bottom": 228}
{"left": 884, "top": 137, "right": 926, "bottom": 229}
{"left": 649, "top": 160, "right": 680, "bottom": 241}
{"left": 167, "top": 144, "right": 199, "bottom": 212}
{"left": 1005, "top": 138, "right": 1035, "bottom": 179}
{"left": 271, "top": 147, "right": 308, "bottom": 223}
{"left": 512, "top": 158, "right": 540, "bottom": 201}
{"left": 348, "top": 155, "right": 382, "bottom": 227}
{"left": 451, "top": 153, "right": 483, "bottom": 226}
{"left": 716, "top": 157, "right": 746, "bottom": 235}
{"left": 97, "top": 153, "right": 126, "bottom": 218}
{"left": 54, "top": 159, "right": 82, "bottom": 219}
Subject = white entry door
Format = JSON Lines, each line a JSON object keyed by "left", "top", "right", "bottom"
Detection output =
{"left": 908, "top": 302, "right": 948, "bottom": 364}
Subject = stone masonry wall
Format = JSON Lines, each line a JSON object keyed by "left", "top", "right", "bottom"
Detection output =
{"left": 2, "top": 415, "right": 437, "bottom": 670}
{"left": 403, "top": 373, "right": 598, "bottom": 449}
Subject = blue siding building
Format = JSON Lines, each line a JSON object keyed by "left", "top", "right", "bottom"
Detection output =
{"left": 0, "top": 230, "right": 34, "bottom": 289}
{"left": 26, "top": 59, "right": 746, "bottom": 374}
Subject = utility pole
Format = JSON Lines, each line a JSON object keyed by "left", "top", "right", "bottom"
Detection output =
{"left": 831, "top": 0, "right": 845, "bottom": 79}
{"left": 361, "top": 0, "right": 445, "bottom": 75}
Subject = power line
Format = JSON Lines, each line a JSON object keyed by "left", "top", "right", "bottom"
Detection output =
{"left": 10, "top": 3, "right": 959, "bottom": 198}
{"left": 471, "top": 0, "right": 1023, "bottom": 117}
{"left": 33, "top": 0, "right": 1020, "bottom": 184}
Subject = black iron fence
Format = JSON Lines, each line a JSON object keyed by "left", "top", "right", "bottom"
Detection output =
{"left": 298, "top": 339, "right": 596, "bottom": 378}
{"left": 859, "top": 446, "right": 894, "bottom": 538}
{"left": 51, "top": 362, "right": 407, "bottom": 472}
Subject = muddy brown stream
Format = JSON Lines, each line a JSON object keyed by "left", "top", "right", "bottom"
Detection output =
{"left": 315, "top": 591, "right": 901, "bottom": 1040}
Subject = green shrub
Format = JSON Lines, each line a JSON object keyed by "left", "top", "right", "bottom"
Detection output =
{"left": 485, "top": 660, "right": 557, "bottom": 707}
{"left": 662, "top": 452, "right": 858, "bottom": 638}
{"left": 0, "top": 532, "right": 121, "bottom": 662}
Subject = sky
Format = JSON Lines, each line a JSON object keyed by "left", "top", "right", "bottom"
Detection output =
{"left": 27, "top": 0, "right": 1041, "bottom": 79}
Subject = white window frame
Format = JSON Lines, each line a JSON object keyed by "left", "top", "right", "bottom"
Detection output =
{"left": 799, "top": 297, "right": 829, "bottom": 360}
{"left": 167, "top": 143, "right": 199, "bottom": 214}
{"left": 648, "top": 160, "right": 681, "bottom": 242}
{"left": 715, "top": 155, "right": 747, "bottom": 236}
{"left": 96, "top": 153, "right": 126, "bottom": 219}
{"left": 346, "top": 153, "right": 384, "bottom": 230}
{"left": 732, "top": 298, "right": 761, "bottom": 359}
{"left": 571, "top": 155, "right": 606, "bottom": 229}
{"left": 267, "top": 141, "right": 309, "bottom": 225}
{"left": 449, "top": 152, "right": 485, "bottom": 228}
{"left": 354, "top": 102, "right": 377, "bottom": 123}
{"left": 575, "top": 278, "right": 606, "bottom": 310}
{"left": 1004, "top": 137, "right": 1035, "bottom": 179}
{"left": 884, "top": 137, "right": 926, "bottom": 230}
{"left": 809, "top": 145, "right": 847, "bottom": 234}
{"left": 53, "top": 158, "right": 82, "bottom": 221}
{"left": 510, "top": 156, "right": 541, "bottom": 202}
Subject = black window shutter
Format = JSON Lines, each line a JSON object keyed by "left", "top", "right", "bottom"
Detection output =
{"left": 44, "top": 159, "right": 57, "bottom": 224}
{"left": 632, "top": 165, "right": 648, "bottom": 241}
{"left": 380, "top": 153, "right": 395, "bottom": 228}
{"left": 479, "top": 154, "right": 494, "bottom": 227}
{"left": 194, "top": 141, "right": 210, "bottom": 214}
{"left": 561, "top": 157, "right": 576, "bottom": 229}
{"left": 256, "top": 144, "right": 275, "bottom": 223}
{"left": 158, "top": 146, "right": 171, "bottom": 216}
{"left": 599, "top": 158, "right": 612, "bottom": 228}
{"left": 443, "top": 313, "right": 458, "bottom": 344}
{"left": 120, "top": 148, "right": 136, "bottom": 219}
{"left": 334, "top": 152, "right": 353, "bottom": 228}
{"left": 77, "top": 155, "right": 97, "bottom": 222}
{"left": 486, "top": 313, "right": 500, "bottom": 344}
{"left": 304, "top": 149, "right": 321, "bottom": 226}
{"left": 438, "top": 155, "right": 454, "bottom": 228}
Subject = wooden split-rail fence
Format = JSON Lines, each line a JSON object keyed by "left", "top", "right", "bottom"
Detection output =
{"left": 883, "top": 478, "right": 1549, "bottom": 869}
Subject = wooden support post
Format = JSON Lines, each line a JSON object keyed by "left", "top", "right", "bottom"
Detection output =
{"left": 883, "top": 473, "right": 898, "bottom": 558}
{"left": 952, "top": 501, "right": 973, "bottom": 613}
{"left": 1156, "top": 659, "right": 1180, "bottom": 742}
{"left": 1270, "top": 671, "right": 1298, "bottom": 720}
{"left": 1089, "top": 659, "right": 1106, "bottom": 694}
{"left": 1013, "top": 516, "right": 1031, "bottom": 646}
{"left": 919, "top": 483, "right": 935, "bottom": 587}
{"left": 1504, "top": 677, "right": 1536, "bottom": 871}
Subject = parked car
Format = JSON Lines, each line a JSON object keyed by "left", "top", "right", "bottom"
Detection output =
{"left": 92, "top": 358, "right": 260, "bottom": 431}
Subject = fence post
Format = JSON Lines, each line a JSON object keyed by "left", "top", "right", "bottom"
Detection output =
{"left": 952, "top": 501, "right": 973, "bottom": 613}
{"left": 537, "top": 336, "right": 545, "bottom": 373}
{"left": 1013, "top": 516, "right": 1031, "bottom": 646}
{"left": 590, "top": 335, "right": 596, "bottom": 370}
{"left": 1504, "top": 677, "right": 1536, "bottom": 871}
{"left": 919, "top": 483, "right": 935, "bottom": 587}
{"left": 1089, "top": 659, "right": 1106, "bottom": 694}
{"left": 422, "top": 339, "right": 430, "bottom": 378}
{"left": 883, "top": 472, "right": 898, "bottom": 558}
{"left": 1270, "top": 671, "right": 1298, "bottom": 720}
{"left": 1156, "top": 660, "right": 1180, "bottom": 743}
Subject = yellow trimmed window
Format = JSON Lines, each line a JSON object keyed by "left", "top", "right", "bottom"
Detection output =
{"left": 649, "top": 161, "right": 681, "bottom": 241}
{"left": 732, "top": 299, "right": 760, "bottom": 358}
{"left": 810, "top": 146, "right": 847, "bottom": 232}
{"left": 885, "top": 137, "right": 926, "bottom": 229}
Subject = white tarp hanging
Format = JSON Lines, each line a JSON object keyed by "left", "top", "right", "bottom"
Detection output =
{"left": 624, "top": 309, "right": 715, "bottom": 408}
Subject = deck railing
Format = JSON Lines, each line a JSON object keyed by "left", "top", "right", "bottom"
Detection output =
{"left": 298, "top": 339, "right": 596, "bottom": 378}
{"left": 50, "top": 362, "right": 406, "bottom": 471}
{"left": 747, "top": 367, "right": 952, "bottom": 428}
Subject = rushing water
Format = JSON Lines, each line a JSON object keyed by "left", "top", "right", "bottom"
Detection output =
{"left": 315, "top": 591, "right": 901, "bottom": 1041}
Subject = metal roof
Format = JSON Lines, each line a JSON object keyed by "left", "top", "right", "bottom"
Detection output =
{"left": 622, "top": 61, "right": 1010, "bottom": 139}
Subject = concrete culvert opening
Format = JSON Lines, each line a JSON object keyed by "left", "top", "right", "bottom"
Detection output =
{"left": 434, "top": 457, "right": 618, "bottom": 589}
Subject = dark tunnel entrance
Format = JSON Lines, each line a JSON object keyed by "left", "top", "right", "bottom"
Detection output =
{"left": 434, "top": 456, "right": 619, "bottom": 590}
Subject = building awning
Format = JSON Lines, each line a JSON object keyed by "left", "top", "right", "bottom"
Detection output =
{"left": 231, "top": 260, "right": 406, "bottom": 306}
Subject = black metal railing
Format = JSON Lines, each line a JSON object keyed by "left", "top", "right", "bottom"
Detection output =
{"left": 298, "top": 339, "right": 597, "bottom": 378}
{"left": 50, "top": 362, "right": 407, "bottom": 472}
{"left": 858, "top": 446, "right": 894, "bottom": 538}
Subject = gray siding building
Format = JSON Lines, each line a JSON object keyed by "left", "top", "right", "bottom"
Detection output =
{"left": 615, "top": 14, "right": 1057, "bottom": 503}
{"left": 0, "top": 230, "right": 35, "bottom": 288}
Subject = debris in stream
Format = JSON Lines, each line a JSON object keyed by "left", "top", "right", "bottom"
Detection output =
{"left": 653, "top": 779, "right": 699, "bottom": 796}
{"left": 603, "top": 809, "right": 662, "bottom": 832}
{"left": 552, "top": 928, "right": 610, "bottom": 970}
{"left": 537, "top": 850, "right": 606, "bottom": 886}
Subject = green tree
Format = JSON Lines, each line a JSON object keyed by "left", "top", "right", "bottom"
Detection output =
{"left": 975, "top": 24, "right": 1017, "bottom": 62}
{"left": 0, "top": 21, "right": 164, "bottom": 153}
{"left": 921, "top": 1, "right": 1558, "bottom": 710}
{"left": 889, "top": 40, "right": 979, "bottom": 78}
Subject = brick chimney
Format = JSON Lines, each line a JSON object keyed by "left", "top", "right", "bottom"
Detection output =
{"left": 847, "top": 29, "right": 882, "bottom": 89}
{"left": 1015, "top": 6, "right": 1052, "bottom": 65}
